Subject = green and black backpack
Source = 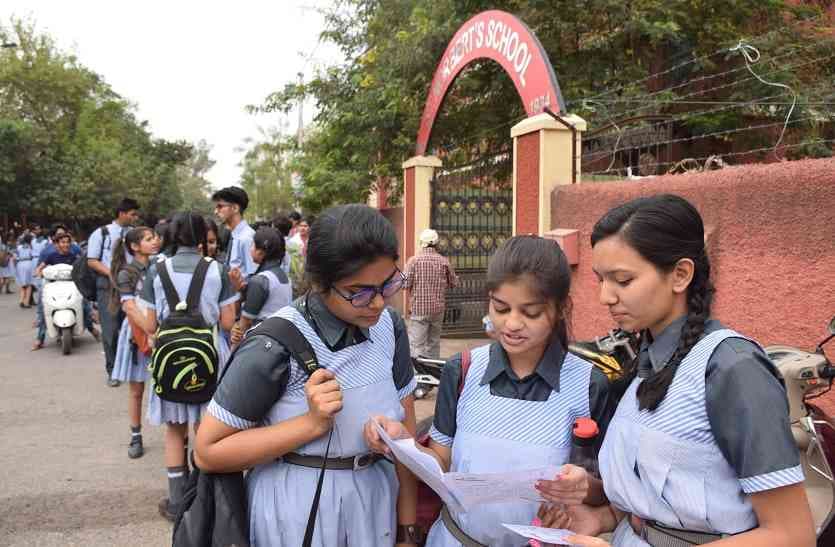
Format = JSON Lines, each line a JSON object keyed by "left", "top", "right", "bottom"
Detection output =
{"left": 149, "top": 256, "right": 219, "bottom": 404}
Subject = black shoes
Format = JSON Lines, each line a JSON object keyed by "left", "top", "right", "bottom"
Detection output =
{"left": 158, "top": 498, "right": 180, "bottom": 522}
{"left": 128, "top": 435, "right": 144, "bottom": 459}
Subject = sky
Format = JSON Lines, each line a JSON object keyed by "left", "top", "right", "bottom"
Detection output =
{"left": 1, "top": 1, "right": 342, "bottom": 189}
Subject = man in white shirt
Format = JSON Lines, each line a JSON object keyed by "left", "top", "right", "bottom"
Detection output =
{"left": 212, "top": 186, "right": 256, "bottom": 292}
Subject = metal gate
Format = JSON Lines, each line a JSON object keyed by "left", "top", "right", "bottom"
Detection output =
{"left": 431, "top": 153, "right": 513, "bottom": 335}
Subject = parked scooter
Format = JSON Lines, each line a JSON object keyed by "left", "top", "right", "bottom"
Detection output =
{"left": 766, "top": 315, "right": 835, "bottom": 544}
{"left": 42, "top": 263, "right": 85, "bottom": 355}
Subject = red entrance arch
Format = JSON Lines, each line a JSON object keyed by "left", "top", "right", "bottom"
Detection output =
{"left": 415, "top": 10, "right": 565, "bottom": 155}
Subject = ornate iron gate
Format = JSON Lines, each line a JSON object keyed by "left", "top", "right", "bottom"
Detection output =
{"left": 431, "top": 153, "right": 513, "bottom": 335}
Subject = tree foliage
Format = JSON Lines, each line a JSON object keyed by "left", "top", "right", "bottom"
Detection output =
{"left": 238, "top": 127, "right": 296, "bottom": 221}
{"left": 0, "top": 18, "right": 212, "bottom": 229}
{"left": 254, "top": 0, "right": 835, "bottom": 209}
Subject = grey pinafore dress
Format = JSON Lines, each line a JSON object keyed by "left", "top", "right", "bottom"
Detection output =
{"left": 599, "top": 329, "right": 803, "bottom": 545}
{"left": 246, "top": 306, "right": 405, "bottom": 546}
{"left": 425, "top": 343, "right": 594, "bottom": 546}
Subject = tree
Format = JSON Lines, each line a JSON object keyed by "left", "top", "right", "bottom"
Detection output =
{"left": 238, "top": 126, "right": 296, "bottom": 220}
{"left": 0, "top": 17, "right": 209, "bottom": 229}
{"left": 253, "top": 0, "right": 835, "bottom": 207}
{"left": 176, "top": 139, "right": 215, "bottom": 215}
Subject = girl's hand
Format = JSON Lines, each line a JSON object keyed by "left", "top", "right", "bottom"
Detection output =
{"left": 230, "top": 323, "right": 243, "bottom": 346}
{"left": 535, "top": 464, "right": 589, "bottom": 506}
{"left": 537, "top": 503, "right": 572, "bottom": 529}
{"left": 564, "top": 534, "right": 610, "bottom": 547}
{"left": 304, "top": 369, "right": 342, "bottom": 434}
{"left": 229, "top": 267, "right": 244, "bottom": 291}
{"left": 363, "top": 415, "right": 410, "bottom": 455}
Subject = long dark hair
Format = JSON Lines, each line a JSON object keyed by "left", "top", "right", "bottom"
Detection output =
{"left": 109, "top": 227, "right": 153, "bottom": 313}
{"left": 168, "top": 212, "right": 208, "bottom": 256}
{"left": 591, "top": 194, "right": 714, "bottom": 411}
{"left": 253, "top": 227, "right": 286, "bottom": 266}
{"left": 306, "top": 204, "right": 399, "bottom": 291}
{"left": 486, "top": 235, "right": 573, "bottom": 349}
{"left": 204, "top": 217, "right": 222, "bottom": 258}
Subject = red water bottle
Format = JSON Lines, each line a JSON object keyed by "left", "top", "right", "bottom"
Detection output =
{"left": 568, "top": 417, "right": 599, "bottom": 478}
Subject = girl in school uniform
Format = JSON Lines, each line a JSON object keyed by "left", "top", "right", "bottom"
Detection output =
{"left": 109, "top": 227, "right": 159, "bottom": 459}
{"left": 230, "top": 227, "right": 292, "bottom": 347}
{"left": 14, "top": 233, "right": 35, "bottom": 308}
{"left": 195, "top": 204, "right": 419, "bottom": 547}
{"left": 544, "top": 194, "right": 814, "bottom": 547}
{"left": 0, "top": 236, "right": 16, "bottom": 295}
{"left": 138, "top": 212, "right": 239, "bottom": 521}
{"left": 204, "top": 218, "right": 222, "bottom": 261}
{"left": 366, "top": 235, "right": 611, "bottom": 546}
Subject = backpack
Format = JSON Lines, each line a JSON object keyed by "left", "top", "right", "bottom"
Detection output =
{"left": 415, "top": 350, "right": 471, "bottom": 539}
{"left": 173, "top": 316, "right": 321, "bottom": 547}
{"left": 149, "top": 256, "right": 219, "bottom": 404}
{"left": 72, "top": 226, "right": 109, "bottom": 301}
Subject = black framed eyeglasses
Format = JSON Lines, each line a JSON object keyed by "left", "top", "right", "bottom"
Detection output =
{"left": 332, "top": 268, "right": 406, "bottom": 308}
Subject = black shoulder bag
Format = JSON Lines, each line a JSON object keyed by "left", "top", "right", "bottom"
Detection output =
{"left": 173, "top": 316, "right": 332, "bottom": 547}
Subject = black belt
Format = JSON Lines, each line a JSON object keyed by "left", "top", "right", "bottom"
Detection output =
{"left": 629, "top": 515, "right": 727, "bottom": 546}
{"left": 441, "top": 505, "right": 486, "bottom": 547}
{"left": 282, "top": 452, "right": 384, "bottom": 471}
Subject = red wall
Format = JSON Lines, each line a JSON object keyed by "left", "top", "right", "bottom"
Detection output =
{"left": 515, "top": 132, "right": 540, "bottom": 234}
{"left": 551, "top": 157, "right": 835, "bottom": 349}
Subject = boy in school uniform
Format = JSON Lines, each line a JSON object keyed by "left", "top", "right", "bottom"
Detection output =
{"left": 87, "top": 197, "right": 140, "bottom": 386}
{"left": 211, "top": 187, "right": 257, "bottom": 293}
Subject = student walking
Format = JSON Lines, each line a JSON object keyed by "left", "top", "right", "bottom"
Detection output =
{"left": 195, "top": 204, "right": 419, "bottom": 546}
{"left": 109, "top": 227, "right": 159, "bottom": 459}
{"left": 14, "top": 233, "right": 35, "bottom": 308}
{"left": 138, "top": 212, "right": 239, "bottom": 521}
{"left": 87, "top": 198, "right": 140, "bottom": 386}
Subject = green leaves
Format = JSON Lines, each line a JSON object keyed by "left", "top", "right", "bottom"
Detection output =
{"left": 0, "top": 17, "right": 210, "bottom": 226}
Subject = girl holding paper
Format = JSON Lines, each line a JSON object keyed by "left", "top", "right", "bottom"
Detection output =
{"left": 367, "top": 235, "right": 610, "bottom": 546}
{"left": 540, "top": 195, "right": 814, "bottom": 547}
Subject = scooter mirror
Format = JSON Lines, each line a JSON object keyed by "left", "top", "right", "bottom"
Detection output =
{"left": 829, "top": 315, "right": 835, "bottom": 336}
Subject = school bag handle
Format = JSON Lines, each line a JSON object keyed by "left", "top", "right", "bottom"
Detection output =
{"left": 157, "top": 257, "right": 212, "bottom": 314}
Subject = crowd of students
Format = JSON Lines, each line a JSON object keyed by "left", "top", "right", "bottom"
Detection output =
{"left": 3, "top": 190, "right": 815, "bottom": 546}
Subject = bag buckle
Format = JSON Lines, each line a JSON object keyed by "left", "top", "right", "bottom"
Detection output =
{"left": 353, "top": 453, "right": 375, "bottom": 471}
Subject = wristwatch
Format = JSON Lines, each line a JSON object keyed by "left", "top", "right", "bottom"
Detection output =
{"left": 396, "top": 524, "right": 424, "bottom": 544}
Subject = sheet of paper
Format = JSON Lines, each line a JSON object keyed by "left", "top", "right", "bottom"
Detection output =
{"left": 371, "top": 420, "right": 464, "bottom": 512}
{"left": 445, "top": 465, "right": 560, "bottom": 508}
{"left": 502, "top": 523, "right": 574, "bottom": 545}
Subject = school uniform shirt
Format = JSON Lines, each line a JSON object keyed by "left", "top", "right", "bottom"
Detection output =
{"left": 426, "top": 340, "right": 610, "bottom": 546}
{"left": 207, "top": 292, "right": 416, "bottom": 546}
{"left": 87, "top": 222, "right": 131, "bottom": 277}
{"left": 31, "top": 236, "right": 48, "bottom": 259}
{"left": 240, "top": 259, "right": 292, "bottom": 322}
{"left": 599, "top": 317, "right": 802, "bottom": 545}
{"left": 224, "top": 220, "right": 257, "bottom": 278}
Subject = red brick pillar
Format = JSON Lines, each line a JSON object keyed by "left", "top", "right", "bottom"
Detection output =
{"left": 511, "top": 114, "right": 587, "bottom": 235}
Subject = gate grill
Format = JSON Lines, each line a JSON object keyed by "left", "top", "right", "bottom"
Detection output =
{"left": 431, "top": 153, "right": 513, "bottom": 335}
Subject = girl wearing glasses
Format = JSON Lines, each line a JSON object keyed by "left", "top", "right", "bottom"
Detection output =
{"left": 195, "top": 204, "right": 420, "bottom": 546}
{"left": 230, "top": 227, "right": 293, "bottom": 347}
{"left": 366, "top": 235, "right": 611, "bottom": 546}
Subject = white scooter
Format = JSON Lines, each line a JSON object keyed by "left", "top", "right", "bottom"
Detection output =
{"left": 42, "top": 263, "right": 84, "bottom": 355}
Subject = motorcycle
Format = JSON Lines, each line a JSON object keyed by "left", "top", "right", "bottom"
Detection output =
{"left": 42, "top": 263, "right": 85, "bottom": 355}
{"left": 766, "top": 315, "right": 835, "bottom": 544}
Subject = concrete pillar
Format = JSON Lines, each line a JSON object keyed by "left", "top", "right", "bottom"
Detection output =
{"left": 402, "top": 155, "right": 442, "bottom": 261}
{"left": 510, "top": 113, "right": 587, "bottom": 235}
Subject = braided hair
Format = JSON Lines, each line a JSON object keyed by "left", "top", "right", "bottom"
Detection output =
{"left": 591, "top": 194, "right": 714, "bottom": 411}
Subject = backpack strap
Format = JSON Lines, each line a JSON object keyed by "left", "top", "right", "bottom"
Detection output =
{"left": 185, "top": 257, "right": 213, "bottom": 314}
{"left": 249, "top": 316, "right": 319, "bottom": 375}
{"left": 457, "top": 349, "right": 472, "bottom": 397}
{"left": 98, "top": 226, "right": 109, "bottom": 260}
{"left": 156, "top": 258, "right": 184, "bottom": 312}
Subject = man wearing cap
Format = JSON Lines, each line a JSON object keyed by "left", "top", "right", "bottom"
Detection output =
{"left": 212, "top": 187, "right": 257, "bottom": 291}
{"left": 403, "top": 228, "right": 458, "bottom": 359}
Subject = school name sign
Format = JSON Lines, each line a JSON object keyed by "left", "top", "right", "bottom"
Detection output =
{"left": 416, "top": 10, "right": 565, "bottom": 155}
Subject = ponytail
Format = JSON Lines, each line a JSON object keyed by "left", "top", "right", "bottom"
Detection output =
{"left": 109, "top": 227, "right": 153, "bottom": 314}
{"left": 591, "top": 194, "right": 712, "bottom": 411}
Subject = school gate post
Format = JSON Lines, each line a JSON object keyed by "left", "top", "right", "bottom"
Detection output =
{"left": 402, "top": 10, "right": 586, "bottom": 329}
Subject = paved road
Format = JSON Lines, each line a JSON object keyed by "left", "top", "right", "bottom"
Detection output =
{"left": 0, "top": 293, "right": 478, "bottom": 545}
